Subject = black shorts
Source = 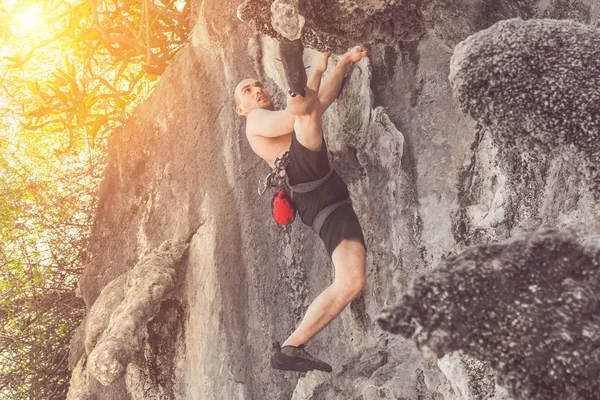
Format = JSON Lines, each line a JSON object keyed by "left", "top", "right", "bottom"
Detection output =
{"left": 285, "top": 132, "right": 366, "bottom": 257}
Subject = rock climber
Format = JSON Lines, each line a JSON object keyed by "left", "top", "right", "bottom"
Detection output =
{"left": 234, "top": 39, "right": 368, "bottom": 373}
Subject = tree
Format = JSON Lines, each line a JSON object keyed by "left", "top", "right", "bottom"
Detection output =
{"left": 0, "top": 0, "right": 190, "bottom": 397}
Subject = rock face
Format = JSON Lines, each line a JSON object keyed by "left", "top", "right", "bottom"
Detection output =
{"left": 67, "top": 240, "right": 188, "bottom": 398}
{"left": 87, "top": 240, "right": 188, "bottom": 386}
{"left": 375, "top": 17, "right": 600, "bottom": 400}
{"left": 237, "top": 0, "right": 426, "bottom": 52}
{"left": 270, "top": 0, "right": 305, "bottom": 40}
{"left": 378, "top": 230, "right": 600, "bottom": 400}
{"left": 68, "top": 0, "right": 600, "bottom": 399}
{"left": 450, "top": 18, "right": 600, "bottom": 199}
{"left": 236, "top": 0, "right": 600, "bottom": 52}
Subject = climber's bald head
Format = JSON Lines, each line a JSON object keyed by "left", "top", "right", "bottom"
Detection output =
{"left": 234, "top": 78, "right": 254, "bottom": 105}
{"left": 234, "top": 78, "right": 274, "bottom": 117}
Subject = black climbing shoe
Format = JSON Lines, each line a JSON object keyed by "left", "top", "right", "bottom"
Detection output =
{"left": 279, "top": 38, "right": 307, "bottom": 97}
{"left": 270, "top": 342, "right": 333, "bottom": 373}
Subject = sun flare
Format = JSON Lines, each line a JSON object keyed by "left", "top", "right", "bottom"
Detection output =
{"left": 14, "top": 10, "right": 41, "bottom": 33}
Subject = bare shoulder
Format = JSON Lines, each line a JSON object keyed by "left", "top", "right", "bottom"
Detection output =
{"left": 246, "top": 108, "right": 275, "bottom": 135}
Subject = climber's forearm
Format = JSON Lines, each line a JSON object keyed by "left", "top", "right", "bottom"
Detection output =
{"left": 307, "top": 69, "right": 324, "bottom": 95}
{"left": 318, "top": 54, "right": 353, "bottom": 111}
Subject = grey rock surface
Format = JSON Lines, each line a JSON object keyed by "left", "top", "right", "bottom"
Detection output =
{"left": 69, "top": 0, "right": 600, "bottom": 399}
{"left": 378, "top": 230, "right": 600, "bottom": 400}
{"left": 86, "top": 240, "right": 188, "bottom": 386}
{"left": 450, "top": 18, "right": 600, "bottom": 199}
{"left": 436, "top": 354, "right": 512, "bottom": 400}
{"left": 66, "top": 358, "right": 93, "bottom": 400}
{"left": 237, "top": 0, "right": 425, "bottom": 52}
{"left": 419, "top": 0, "right": 532, "bottom": 49}
{"left": 236, "top": 0, "right": 600, "bottom": 52}
{"left": 270, "top": 0, "right": 305, "bottom": 40}
{"left": 85, "top": 275, "right": 126, "bottom": 355}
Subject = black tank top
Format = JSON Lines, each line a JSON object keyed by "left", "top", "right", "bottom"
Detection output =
{"left": 285, "top": 132, "right": 350, "bottom": 226}
{"left": 286, "top": 132, "right": 331, "bottom": 185}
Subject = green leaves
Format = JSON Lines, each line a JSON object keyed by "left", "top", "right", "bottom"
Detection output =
{"left": 0, "top": 145, "right": 90, "bottom": 398}
{"left": 65, "top": 55, "right": 75, "bottom": 79}
{"left": 3, "top": 54, "right": 23, "bottom": 68}
{"left": 0, "top": 1, "right": 190, "bottom": 397}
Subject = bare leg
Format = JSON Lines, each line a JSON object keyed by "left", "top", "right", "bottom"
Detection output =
{"left": 282, "top": 238, "right": 366, "bottom": 347}
{"left": 280, "top": 46, "right": 369, "bottom": 348}
{"left": 287, "top": 87, "right": 324, "bottom": 151}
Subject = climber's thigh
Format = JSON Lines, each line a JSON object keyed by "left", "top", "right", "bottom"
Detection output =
{"left": 293, "top": 107, "right": 324, "bottom": 152}
{"left": 331, "top": 238, "right": 366, "bottom": 287}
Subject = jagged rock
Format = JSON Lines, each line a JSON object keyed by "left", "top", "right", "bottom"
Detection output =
{"left": 419, "top": 0, "right": 535, "bottom": 49}
{"left": 538, "top": 0, "right": 600, "bottom": 23}
{"left": 291, "top": 371, "right": 331, "bottom": 400}
{"left": 236, "top": 0, "right": 600, "bottom": 53}
{"left": 69, "top": 315, "right": 88, "bottom": 370}
{"left": 124, "top": 299, "right": 185, "bottom": 399}
{"left": 450, "top": 18, "right": 600, "bottom": 199}
{"left": 237, "top": 0, "right": 425, "bottom": 52}
{"left": 85, "top": 275, "right": 126, "bottom": 355}
{"left": 437, "top": 353, "right": 512, "bottom": 400}
{"left": 66, "top": 357, "right": 95, "bottom": 400}
{"left": 378, "top": 230, "right": 600, "bottom": 400}
{"left": 87, "top": 240, "right": 188, "bottom": 386}
{"left": 270, "top": 0, "right": 305, "bottom": 40}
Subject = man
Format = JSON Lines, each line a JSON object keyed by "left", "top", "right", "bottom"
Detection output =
{"left": 234, "top": 44, "right": 368, "bottom": 373}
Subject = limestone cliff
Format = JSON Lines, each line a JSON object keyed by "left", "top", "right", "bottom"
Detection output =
{"left": 67, "top": 1, "right": 600, "bottom": 399}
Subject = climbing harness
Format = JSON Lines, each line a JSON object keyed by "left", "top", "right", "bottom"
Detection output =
{"left": 285, "top": 168, "right": 352, "bottom": 235}
{"left": 257, "top": 152, "right": 351, "bottom": 231}
{"left": 258, "top": 152, "right": 297, "bottom": 225}
{"left": 258, "top": 152, "right": 290, "bottom": 195}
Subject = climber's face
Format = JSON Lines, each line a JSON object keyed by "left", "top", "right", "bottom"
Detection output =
{"left": 234, "top": 79, "right": 274, "bottom": 117}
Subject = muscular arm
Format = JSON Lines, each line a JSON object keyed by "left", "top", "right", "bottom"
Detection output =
{"left": 246, "top": 108, "right": 295, "bottom": 138}
{"left": 247, "top": 47, "right": 366, "bottom": 138}
{"left": 247, "top": 67, "right": 324, "bottom": 138}
{"left": 307, "top": 68, "right": 325, "bottom": 94}
{"left": 317, "top": 54, "right": 353, "bottom": 111}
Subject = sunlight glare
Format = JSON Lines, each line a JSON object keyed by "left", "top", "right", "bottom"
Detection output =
{"left": 13, "top": 9, "right": 41, "bottom": 34}
{"left": 174, "top": 0, "right": 186, "bottom": 13}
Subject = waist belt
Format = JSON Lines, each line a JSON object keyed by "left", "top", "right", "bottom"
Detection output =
{"left": 285, "top": 168, "right": 352, "bottom": 235}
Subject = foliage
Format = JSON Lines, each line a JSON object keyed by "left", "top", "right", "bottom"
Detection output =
{"left": 0, "top": 0, "right": 190, "bottom": 398}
